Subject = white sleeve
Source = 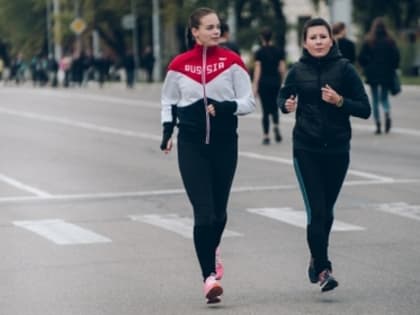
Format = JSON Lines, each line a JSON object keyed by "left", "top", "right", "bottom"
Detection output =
{"left": 161, "top": 70, "right": 180, "bottom": 124}
{"left": 231, "top": 64, "right": 256, "bottom": 115}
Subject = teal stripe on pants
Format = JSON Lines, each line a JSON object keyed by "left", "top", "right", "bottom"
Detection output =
{"left": 293, "top": 157, "right": 312, "bottom": 224}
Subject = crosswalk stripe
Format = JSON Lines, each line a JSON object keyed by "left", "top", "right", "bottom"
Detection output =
{"left": 129, "top": 214, "right": 242, "bottom": 239}
{"left": 13, "top": 219, "right": 112, "bottom": 245}
{"left": 247, "top": 207, "right": 365, "bottom": 231}
{"left": 373, "top": 202, "right": 420, "bottom": 221}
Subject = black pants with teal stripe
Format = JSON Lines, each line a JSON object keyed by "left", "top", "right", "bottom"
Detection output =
{"left": 293, "top": 149, "right": 349, "bottom": 276}
{"left": 177, "top": 130, "right": 238, "bottom": 280}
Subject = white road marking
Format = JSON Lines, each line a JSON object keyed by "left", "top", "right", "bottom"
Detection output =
{"left": 247, "top": 207, "right": 365, "bottom": 231}
{"left": 346, "top": 169, "right": 394, "bottom": 182}
{"left": 0, "top": 107, "right": 161, "bottom": 141}
{"left": 245, "top": 113, "right": 420, "bottom": 137}
{"left": 239, "top": 151, "right": 293, "bottom": 165}
{"left": 0, "top": 87, "right": 158, "bottom": 109}
{"left": 13, "top": 219, "right": 112, "bottom": 245}
{"left": 0, "top": 106, "right": 413, "bottom": 185}
{"left": 373, "top": 202, "right": 420, "bottom": 221}
{"left": 2, "top": 87, "right": 419, "bottom": 137}
{"left": 0, "top": 173, "right": 51, "bottom": 197}
{"left": 239, "top": 151, "right": 394, "bottom": 182}
{"left": 0, "top": 106, "right": 417, "bottom": 202}
{"left": 0, "top": 179, "right": 419, "bottom": 204}
{"left": 129, "top": 214, "right": 242, "bottom": 239}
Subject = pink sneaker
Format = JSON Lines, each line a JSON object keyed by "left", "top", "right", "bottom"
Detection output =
{"left": 203, "top": 273, "right": 223, "bottom": 304}
{"left": 215, "top": 247, "right": 224, "bottom": 280}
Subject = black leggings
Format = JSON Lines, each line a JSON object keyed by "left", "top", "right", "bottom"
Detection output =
{"left": 259, "top": 85, "right": 280, "bottom": 134}
{"left": 293, "top": 149, "right": 349, "bottom": 276}
{"left": 177, "top": 132, "right": 237, "bottom": 279}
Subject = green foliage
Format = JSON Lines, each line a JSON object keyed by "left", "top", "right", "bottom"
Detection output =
{"left": 353, "top": 0, "right": 420, "bottom": 32}
{"left": 1, "top": 0, "right": 418, "bottom": 67}
{"left": 0, "top": 0, "right": 47, "bottom": 59}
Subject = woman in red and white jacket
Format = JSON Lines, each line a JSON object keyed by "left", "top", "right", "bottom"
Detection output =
{"left": 160, "top": 7, "right": 255, "bottom": 304}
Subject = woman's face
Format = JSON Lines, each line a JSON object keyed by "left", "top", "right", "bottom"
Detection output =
{"left": 303, "top": 25, "right": 333, "bottom": 58}
{"left": 192, "top": 13, "right": 220, "bottom": 47}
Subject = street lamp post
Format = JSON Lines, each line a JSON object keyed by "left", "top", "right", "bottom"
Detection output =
{"left": 152, "top": 0, "right": 161, "bottom": 82}
{"left": 74, "top": 0, "right": 82, "bottom": 54}
{"left": 328, "top": 0, "right": 353, "bottom": 37}
{"left": 53, "top": 0, "right": 62, "bottom": 60}
{"left": 46, "top": 0, "right": 52, "bottom": 57}
{"left": 131, "top": 0, "right": 140, "bottom": 82}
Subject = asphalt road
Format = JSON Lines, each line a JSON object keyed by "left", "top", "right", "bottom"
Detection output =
{"left": 0, "top": 82, "right": 419, "bottom": 315}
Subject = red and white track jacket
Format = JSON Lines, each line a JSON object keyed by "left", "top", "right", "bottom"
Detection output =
{"left": 161, "top": 44, "right": 255, "bottom": 143}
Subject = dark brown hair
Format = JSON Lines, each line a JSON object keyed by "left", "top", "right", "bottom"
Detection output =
{"left": 185, "top": 7, "right": 218, "bottom": 49}
{"left": 332, "top": 22, "right": 346, "bottom": 36}
{"left": 302, "top": 17, "right": 332, "bottom": 41}
{"left": 259, "top": 27, "right": 273, "bottom": 43}
{"left": 365, "top": 17, "right": 393, "bottom": 46}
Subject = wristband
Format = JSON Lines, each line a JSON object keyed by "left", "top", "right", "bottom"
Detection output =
{"left": 336, "top": 96, "right": 344, "bottom": 108}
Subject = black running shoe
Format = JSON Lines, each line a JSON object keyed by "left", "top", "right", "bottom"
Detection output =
{"left": 319, "top": 269, "right": 338, "bottom": 292}
{"left": 274, "top": 128, "right": 282, "bottom": 143}
{"left": 308, "top": 258, "right": 318, "bottom": 283}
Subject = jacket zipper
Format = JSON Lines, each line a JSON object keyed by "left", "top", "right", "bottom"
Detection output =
{"left": 317, "top": 60, "right": 328, "bottom": 147}
{"left": 201, "top": 46, "right": 210, "bottom": 144}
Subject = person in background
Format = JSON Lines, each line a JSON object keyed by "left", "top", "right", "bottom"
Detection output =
{"left": 332, "top": 22, "right": 356, "bottom": 63}
{"left": 140, "top": 45, "right": 155, "bottom": 83}
{"left": 123, "top": 49, "right": 135, "bottom": 88}
{"left": 358, "top": 17, "right": 400, "bottom": 134}
{"left": 59, "top": 53, "right": 72, "bottom": 88}
{"left": 252, "top": 27, "right": 286, "bottom": 145}
{"left": 160, "top": 7, "right": 255, "bottom": 304}
{"left": 48, "top": 55, "right": 59, "bottom": 87}
{"left": 278, "top": 18, "right": 371, "bottom": 293}
{"left": 219, "top": 21, "right": 241, "bottom": 55}
{"left": 0, "top": 57, "right": 4, "bottom": 81}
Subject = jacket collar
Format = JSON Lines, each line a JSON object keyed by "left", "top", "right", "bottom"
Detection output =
{"left": 300, "top": 42, "right": 342, "bottom": 64}
{"left": 192, "top": 44, "right": 218, "bottom": 55}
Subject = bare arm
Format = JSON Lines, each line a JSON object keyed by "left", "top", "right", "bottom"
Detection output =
{"left": 252, "top": 61, "right": 261, "bottom": 96}
{"left": 279, "top": 59, "right": 287, "bottom": 83}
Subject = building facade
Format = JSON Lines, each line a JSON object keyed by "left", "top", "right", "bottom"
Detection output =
{"left": 283, "top": 0, "right": 352, "bottom": 62}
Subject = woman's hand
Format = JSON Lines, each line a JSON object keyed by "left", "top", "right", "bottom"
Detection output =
{"left": 321, "top": 84, "right": 342, "bottom": 106}
{"left": 207, "top": 104, "right": 216, "bottom": 116}
{"left": 162, "top": 138, "right": 173, "bottom": 154}
{"left": 285, "top": 95, "right": 297, "bottom": 113}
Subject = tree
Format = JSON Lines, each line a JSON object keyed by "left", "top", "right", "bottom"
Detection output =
{"left": 0, "top": 0, "right": 292, "bottom": 75}
{"left": 353, "top": 0, "right": 420, "bottom": 32}
{"left": 309, "top": 0, "right": 420, "bottom": 33}
{"left": 0, "top": 0, "right": 47, "bottom": 61}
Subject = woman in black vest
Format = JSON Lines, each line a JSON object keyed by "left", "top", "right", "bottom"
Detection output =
{"left": 278, "top": 18, "right": 371, "bottom": 292}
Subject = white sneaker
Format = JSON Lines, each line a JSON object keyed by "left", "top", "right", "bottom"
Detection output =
{"left": 203, "top": 273, "right": 223, "bottom": 304}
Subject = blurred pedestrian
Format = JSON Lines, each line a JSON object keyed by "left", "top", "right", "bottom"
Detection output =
{"left": 278, "top": 18, "right": 371, "bottom": 293}
{"left": 332, "top": 22, "right": 356, "bottom": 63}
{"left": 48, "top": 55, "right": 59, "bottom": 87}
{"left": 252, "top": 27, "right": 286, "bottom": 145}
{"left": 160, "top": 7, "right": 255, "bottom": 304}
{"left": 9, "top": 53, "right": 25, "bottom": 85}
{"left": 219, "top": 21, "right": 240, "bottom": 55}
{"left": 123, "top": 49, "right": 135, "bottom": 88}
{"left": 140, "top": 45, "right": 155, "bottom": 83}
{"left": 0, "top": 56, "right": 5, "bottom": 81}
{"left": 95, "top": 52, "right": 110, "bottom": 88}
{"left": 358, "top": 17, "right": 400, "bottom": 134}
{"left": 59, "top": 53, "right": 72, "bottom": 88}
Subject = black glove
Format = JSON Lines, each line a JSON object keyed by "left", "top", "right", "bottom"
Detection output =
{"left": 207, "top": 98, "right": 237, "bottom": 116}
{"left": 160, "top": 122, "right": 174, "bottom": 150}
